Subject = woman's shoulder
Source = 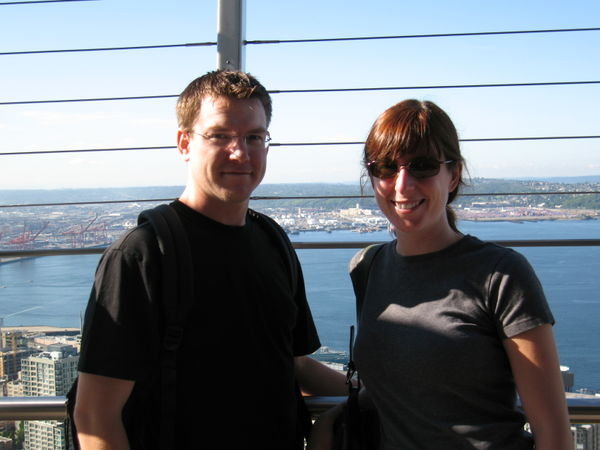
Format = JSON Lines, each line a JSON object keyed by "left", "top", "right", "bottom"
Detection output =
{"left": 461, "top": 234, "right": 533, "bottom": 271}
{"left": 349, "top": 242, "right": 388, "bottom": 273}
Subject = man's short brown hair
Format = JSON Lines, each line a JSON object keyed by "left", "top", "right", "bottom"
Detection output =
{"left": 176, "top": 70, "right": 272, "bottom": 132}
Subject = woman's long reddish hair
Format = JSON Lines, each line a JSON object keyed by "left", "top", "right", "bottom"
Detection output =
{"left": 363, "top": 99, "right": 466, "bottom": 232}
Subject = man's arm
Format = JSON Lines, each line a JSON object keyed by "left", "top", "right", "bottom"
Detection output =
{"left": 73, "top": 372, "right": 135, "bottom": 450}
{"left": 294, "top": 355, "right": 348, "bottom": 396}
{"left": 299, "top": 355, "right": 368, "bottom": 450}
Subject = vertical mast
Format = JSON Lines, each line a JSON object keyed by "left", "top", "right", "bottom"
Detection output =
{"left": 217, "top": 0, "right": 246, "bottom": 70}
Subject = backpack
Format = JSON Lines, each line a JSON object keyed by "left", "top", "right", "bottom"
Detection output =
{"left": 65, "top": 204, "right": 190, "bottom": 449}
{"left": 66, "top": 204, "right": 309, "bottom": 449}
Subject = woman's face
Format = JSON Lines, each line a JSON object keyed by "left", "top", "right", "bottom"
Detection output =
{"left": 371, "top": 154, "right": 461, "bottom": 241}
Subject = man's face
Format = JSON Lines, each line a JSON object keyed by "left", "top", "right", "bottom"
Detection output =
{"left": 178, "top": 95, "right": 269, "bottom": 210}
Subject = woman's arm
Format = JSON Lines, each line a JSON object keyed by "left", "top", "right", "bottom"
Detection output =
{"left": 503, "top": 324, "right": 573, "bottom": 450}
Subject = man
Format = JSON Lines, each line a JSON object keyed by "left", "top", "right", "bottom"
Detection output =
{"left": 74, "top": 70, "right": 347, "bottom": 449}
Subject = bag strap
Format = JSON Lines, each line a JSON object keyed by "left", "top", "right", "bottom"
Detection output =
{"left": 248, "top": 208, "right": 310, "bottom": 446}
{"left": 349, "top": 243, "right": 384, "bottom": 323}
{"left": 137, "top": 204, "right": 194, "bottom": 450}
{"left": 65, "top": 204, "right": 193, "bottom": 450}
{"left": 346, "top": 325, "right": 359, "bottom": 390}
{"left": 65, "top": 377, "right": 79, "bottom": 449}
{"left": 346, "top": 243, "right": 384, "bottom": 398}
{"left": 248, "top": 208, "right": 298, "bottom": 295}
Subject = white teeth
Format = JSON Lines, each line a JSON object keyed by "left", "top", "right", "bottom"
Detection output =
{"left": 393, "top": 200, "right": 420, "bottom": 209}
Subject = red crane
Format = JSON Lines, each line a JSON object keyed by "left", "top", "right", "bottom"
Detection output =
{"left": 61, "top": 214, "right": 98, "bottom": 247}
{"left": 6, "top": 221, "right": 49, "bottom": 249}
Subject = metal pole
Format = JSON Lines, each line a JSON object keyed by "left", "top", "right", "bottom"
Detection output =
{"left": 216, "top": 0, "right": 245, "bottom": 70}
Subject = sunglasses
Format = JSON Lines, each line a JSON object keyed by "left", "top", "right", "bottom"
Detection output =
{"left": 367, "top": 157, "right": 455, "bottom": 179}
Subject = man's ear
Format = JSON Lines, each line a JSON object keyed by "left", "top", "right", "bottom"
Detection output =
{"left": 177, "top": 129, "right": 191, "bottom": 161}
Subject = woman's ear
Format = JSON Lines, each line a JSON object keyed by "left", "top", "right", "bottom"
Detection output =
{"left": 448, "top": 161, "right": 462, "bottom": 192}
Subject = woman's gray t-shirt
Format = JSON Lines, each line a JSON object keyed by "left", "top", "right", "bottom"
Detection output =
{"left": 352, "top": 235, "right": 554, "bottom": 450}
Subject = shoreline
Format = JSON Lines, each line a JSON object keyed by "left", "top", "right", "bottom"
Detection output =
{"left": 2, "top": 325, "right": 80, "bottom": 334}
{"left": 460, "top": 215, "right": 599, "bottom": 223}
{"left": 457, "top": 208, "right": 600, "bottom": 223}
{"left": 1, "top": 215, "right": 598, "bottom": 262}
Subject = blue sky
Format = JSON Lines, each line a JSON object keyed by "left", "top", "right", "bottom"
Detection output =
{"left": 0, "top": 0, "right": 599, "bottom": 189}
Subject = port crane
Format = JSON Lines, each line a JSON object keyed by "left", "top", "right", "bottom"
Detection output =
{"left": 61, "top": 213, "right": 99, "bottom": 247}
{"left": 6, "top": 221, "right": 49, "bottom": 249}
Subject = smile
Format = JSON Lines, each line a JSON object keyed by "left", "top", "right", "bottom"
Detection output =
{"left": 392, "top": 199, "right": 424, "bottom": 210}
{"left": 222, "top": 170, "right": 252, "bottom": 176}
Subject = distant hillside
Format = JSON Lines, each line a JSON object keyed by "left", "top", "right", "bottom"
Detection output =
{"left": 1, "top": 178, "right": 599, "bottom": 210}
{"left": 510, "top": 176, "right": 600, "bottom": 183}
{"left": 0, "top": 186, "right": 184, "bottom": 205}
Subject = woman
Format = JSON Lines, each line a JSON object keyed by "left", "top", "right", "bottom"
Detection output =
{"left": 310, "top": 100, "right": 572, "bottom": 450}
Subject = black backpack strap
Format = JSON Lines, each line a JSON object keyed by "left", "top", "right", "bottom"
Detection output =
{"left": 138, "top": 204, "right": 194, "bottom": 450}
{"left": 248, "top": 208, "right": 298, "bottom": 295}
{"left": 65, "top": 378, "right": 79, "bottom": 449}
{"left": 336, "top": 245, "right": 384, "bottom": 450}
{"left": 247, "top": 209, "right": 310, "bottom": 446}
{"left": 349, "top": 243, "right": 384, "bottom": 323}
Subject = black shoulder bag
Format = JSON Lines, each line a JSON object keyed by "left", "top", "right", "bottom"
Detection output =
{"left": 332, "top": 243, "right": 384, "bottom": 450}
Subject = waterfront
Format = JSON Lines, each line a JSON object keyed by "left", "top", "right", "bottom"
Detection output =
{"left": 1, "top": 220, "right": 599, "bottom": 391}
{"left": 2, "top": 179, "right": 599, "bottom": 254}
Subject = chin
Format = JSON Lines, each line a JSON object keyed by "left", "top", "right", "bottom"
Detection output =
{"left": 387, "top": 217, "right": 423, "bottom": 234}
{"left": 221, "top": 187, "right": 255, "bottom": 203}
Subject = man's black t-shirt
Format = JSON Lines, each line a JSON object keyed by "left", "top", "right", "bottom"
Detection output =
{"left": 78, "top": 200, "right": 320, "bottom": 449}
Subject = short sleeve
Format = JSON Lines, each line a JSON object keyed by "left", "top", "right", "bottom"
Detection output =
{"left": 78, "top": 226, "right": 161, "bottom": 380}
{"left": 349, "top": 247, "right": 368, "bottom": 273}
{"left": 488, "top": 249, "right": 555, "bottom": 339}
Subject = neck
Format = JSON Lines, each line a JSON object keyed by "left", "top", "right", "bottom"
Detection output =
{"left": 395, "top": 227, "right": 463, "bottom": 257}
{"left": 178, "top": 189, "right": 248, "bottom": 226}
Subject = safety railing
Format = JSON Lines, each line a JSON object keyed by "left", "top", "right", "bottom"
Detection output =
{"left": 1, "top": 238, "right": 600, "bottom": 261}
{"left": 306, "top": 397, "right": 600, "bottom": 425}
{"left": 1, "top": 395, "right": 599, "bottom": 424}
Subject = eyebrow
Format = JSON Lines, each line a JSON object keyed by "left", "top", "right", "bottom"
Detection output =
{"left": 203, "top": 126, "right": 268, "bottom": 134}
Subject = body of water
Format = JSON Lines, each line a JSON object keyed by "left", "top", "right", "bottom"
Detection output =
{"left": 1, "top": 220, "right": 599, "bottom": 391}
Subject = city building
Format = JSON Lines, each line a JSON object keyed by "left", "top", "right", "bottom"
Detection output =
{"left": 5, "top": 380, "right": 22, "bottom": 397}
{"left": 562, "top": 365, "right": 575, "bottom": 392}
{"left": 2, "top": 331, "right": 29, "bottom": 351}
{"left": 0, "top": 436, "right": 13, "bottom": 450}
{"left": 0, "top": 348, "right": 37, "bottom": 381}
{"left": 572, "top": 424, "right": 600, "bottom": 450}
{"left": 21, "top": 347, "right": 78, "bottom": 450}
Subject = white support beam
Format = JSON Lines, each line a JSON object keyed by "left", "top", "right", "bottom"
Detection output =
{"left": 216, "top": 0, "right": 246, "bottom": 71}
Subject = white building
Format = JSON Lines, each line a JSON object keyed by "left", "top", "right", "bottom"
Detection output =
{"left": 21, "top": 348, "right": 78, "bottom": 450}
{"left": 573, "top": 424, "right": 600, "bottom": 450}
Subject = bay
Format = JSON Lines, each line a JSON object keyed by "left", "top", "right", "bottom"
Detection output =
{"left": 1, "top": 220, "right": 599, "bottom": 391}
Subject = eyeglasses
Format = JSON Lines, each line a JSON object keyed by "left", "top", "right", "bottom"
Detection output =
{"left": 366, "top": 157, "right": 455, "bottom": 179}
{"left": 191, "top": 131, "right": 271, "bottom": 150}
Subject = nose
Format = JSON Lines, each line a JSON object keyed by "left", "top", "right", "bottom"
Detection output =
{"left": 394, "top": 166, "right": 415, "bottom": 193}
{"left": 228, "top": 143, "right": 250, "bottom": 162}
